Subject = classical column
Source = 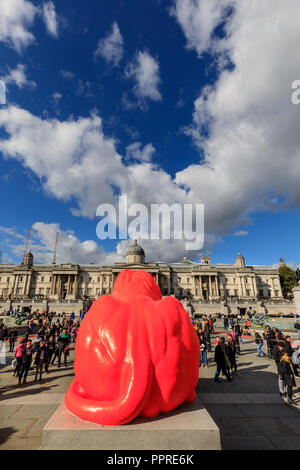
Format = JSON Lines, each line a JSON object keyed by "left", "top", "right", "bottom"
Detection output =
{"left": 208, "top": 276, "right": 212, "bottom": 299}
{"left": 199, "top": 276, "right": 203, "bottom": 298}
{"left": 251, "top": 276, "right": 257, "bottom": 298}
{"left": 238, "top": 276, "right": 243, "bottom": 297}
{"left": 74, "top": 275, "right": 79, "bottom": 299}
{"left": 168, "top": 275, "right": 171, "bottom": 295}
{"left": 67, "top": 275, "right": 71, "bottom": 295}
{"left": 271, "top": 278, "right": 276, "bottom": 297}
{"left": 100, "top": 274, "right": 103, "bottom": 295}
{"left": 192, "top": 276, "right": 196, "bottom": 296}
{"left": 215, "top": 275, "right": 220, "bottom": 297}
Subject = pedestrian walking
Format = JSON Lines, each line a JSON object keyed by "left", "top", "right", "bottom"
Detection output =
{"left": 57, "top": 328, "right": 71, "bottom": 367}
{"left": 199, "top": 334, "right": 208, "bottom": 368}
{"left": 272, "top": 342, "right": 286, "bottom": 396}
{"left": 227, "top": 334, "right": 237, "bottom": 373}
{"left": 13, "top": 339, "right": 26, "bottom": 377}
{"left": 33, "top": 340, "right": 47, "bottom": 381}
{"left": 284, "top": 336, "right": 299, "bottom": 377}
{"left": 45, "top": 335, "right": 56, "bottom": 373}
{"left": 223, "top": 316, "right": 229, "bottom": 332}
{"left": 9, "top": 328, "right": 18, "bottom": 352}
{"left": 214, "top": 337, "right": 232, "bottom": 382}
{"left": 263, "top": 326, "right": 276, "bottom": 358}
{"left": 254, "top": 330, "right": 266, "bottom": 357}
{"left": 18, "top": 340, "right": 34, "bottom": 384}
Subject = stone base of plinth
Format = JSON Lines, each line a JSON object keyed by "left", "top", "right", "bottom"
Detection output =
{"left": 41, "top": 397, "right": 221, "bottom": 450}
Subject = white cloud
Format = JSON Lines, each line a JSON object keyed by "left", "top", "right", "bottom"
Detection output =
{"left": 170, "top": 0, "right": 233, "bottom": 57}
{"left": 60, "top": 70, "right": 75, "bottom": 80}
{"left": 0, "top": 106, "right": 128, "bottom": 218}
{"left": 233, "top": 230, "right": 248, "bottom": 237}
{"left": 125, "top": 51, "right": 162, "bottom": 108}
{"left": 94, "top": 22, "right": 124, "bottom": 67}
{"left": 0, "top": 81, "right": 6, "bottom": 104}
{"left": 125, "top": 142, "right": 156, "bottom": 162}
{"left": 42, "top": 1, "right": 59, "bottom": 38}
{"left": 172, "top": 0, "right": 300, "bottom": 241}
{"left": 2, "top": 64, "right": 36, "bottom": 89}
{"left": 0, "top": 0, "right": 37, "bottom": 52}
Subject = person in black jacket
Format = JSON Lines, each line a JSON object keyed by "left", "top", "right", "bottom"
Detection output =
{"left": 214, "top": 337, "right": 232, "bottom": 382}
{"left": 263, "top": 326, "right": 276, "bottom": 358}
{"left": 34, "top": 340, "right": 47, "bottom": 381}
{"left": 18, "top": 340, "right": 34, "bottom": 384}
{"left": 45, "top": 335, "right": 56, "bottom": 373}
{"left": 280, "top": 352, "right": 296, "bottom": 404}
{"left": 9, "top": 328, "right": 18, "bottom": 352}
{"left": 227, "top": 334, "right": 237, "bottom": 373}
{"left": 284, "top": 336, "right": 299, "bottom": 377}
{"left": 272, "top": 342, "right": 286, "bottom": 396}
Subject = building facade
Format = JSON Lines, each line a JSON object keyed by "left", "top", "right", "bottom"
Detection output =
{"left": 0, "top": 241, "right": 292, "bottom": 316}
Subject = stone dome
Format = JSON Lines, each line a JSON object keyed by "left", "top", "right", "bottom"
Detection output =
{"left": 235, "top": 253, "right": 245, "bottom": 268}
{"left": 126, "top": 240, "right": 145, "bottom": 264}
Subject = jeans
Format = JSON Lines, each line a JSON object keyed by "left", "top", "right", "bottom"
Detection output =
{"left": 257, "top": 342, "right": 266, "bottom": 357}
{"left": 200, "top": 350, "right": 208, "bottom": 365}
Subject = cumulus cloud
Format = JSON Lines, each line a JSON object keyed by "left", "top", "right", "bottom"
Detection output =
{"left": 42, "top": 1, "right": 59, "bottom": 38}
{"left": 2, "top": 64, "right": 36, "bottom": 89}
{"left": 0, "top": 0, "right": 37, "bottom": 52}
{"left": 172, "top": 0, "right": 300, "bottom": 241}
{"left": 125, "top": 51, "right": 162, "bottom": 108}
{"left": 125, "top": 142, "right": 156, "bottom": 162}
{"left": 170, "top": 0, "right": 233, "bottom": 57}
{"left": 0, "top": 106, "right": 127, "bottom": 218}
{"left": 94, "top": 22, "right": 124, "bottom": 67}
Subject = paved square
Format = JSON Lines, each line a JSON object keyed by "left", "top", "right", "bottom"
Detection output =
{"left": 0, "top": 325, "right": 300, "bottom": 450}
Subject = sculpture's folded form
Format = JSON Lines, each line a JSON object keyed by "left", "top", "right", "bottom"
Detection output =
{"left": 65, "top": 269, "right": 200, "bottom": 425}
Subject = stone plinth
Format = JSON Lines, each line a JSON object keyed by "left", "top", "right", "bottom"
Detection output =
{"left": 41, "top": 397, "right": 221, "bottom": 450}
{"left": 293, "top": 286, "right": 300, "bottom": 315}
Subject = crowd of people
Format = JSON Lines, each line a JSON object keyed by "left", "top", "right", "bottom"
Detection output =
{"left": 193, "top": 314, "right": 300, "bottom": 404}
{"left": 0, "top": 309, "right": 299, "bottom": 405}
{"left": 0, "top": 312, "right": 83, "bottom": 385}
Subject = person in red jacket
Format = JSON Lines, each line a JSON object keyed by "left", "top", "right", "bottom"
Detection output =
{"left": 13, "top": 339, "right": 26, "bottom": 377}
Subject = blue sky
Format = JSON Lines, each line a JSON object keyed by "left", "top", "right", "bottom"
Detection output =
{"left": 0, "top": 0, "right": 299, "bottom": 268}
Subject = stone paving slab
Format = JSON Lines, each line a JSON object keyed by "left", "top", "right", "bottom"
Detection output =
{"left": 217, "top": 417, "right": 297, "bottom": 436}
{"left": 205, "top": 404, "right": 245, "bottom": 418}
{"left": 0, "top": 393, "right": 65, "bottom": 405}
{"left": 198, "top": 393, "right": 250, "bottom": 404}
{"left": 244, "top": 393, "right": 285, "bottom": 404}
{"left": 0, "top": 418, "right": 36, "bottom": 439}
{"left": 221, "top": 436, "right": 276, "bottom": 450}
{"left": 279, "top": 418, "right": 300, "bottom": 436}
{"left": 268, "top": 436, "right": 300, "bottom": 450}
{"left": 0, "top": 404, "right": 21, "bottom": 418}
{"left": 0, "top": 437, "right": 40, "bottom": 450}
{"left": 236, "top": 404, "right": 299, "bottom": 418}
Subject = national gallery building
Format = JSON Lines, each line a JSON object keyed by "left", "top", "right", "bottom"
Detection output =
{"left": 0, "top": 240, "right": 293, "bottom": 316}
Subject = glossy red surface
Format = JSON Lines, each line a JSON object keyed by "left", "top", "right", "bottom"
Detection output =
{"left": 65, "top": 269, "right": 200, "bottom": 425}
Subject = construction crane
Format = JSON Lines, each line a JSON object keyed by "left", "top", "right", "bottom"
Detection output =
{"left": 22, "top": 228, "right": 31, "bottom": 264}
{"left": 52, "top": 232, "right": 59, "bottom": 265}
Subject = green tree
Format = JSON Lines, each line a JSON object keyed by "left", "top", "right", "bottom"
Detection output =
{"left": 278, "top": 265, "right": 296, "bottom": 298}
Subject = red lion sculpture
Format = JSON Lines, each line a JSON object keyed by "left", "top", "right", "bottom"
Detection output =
{"left": 65, "top": 269, "right": 200, "bottom": 425}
